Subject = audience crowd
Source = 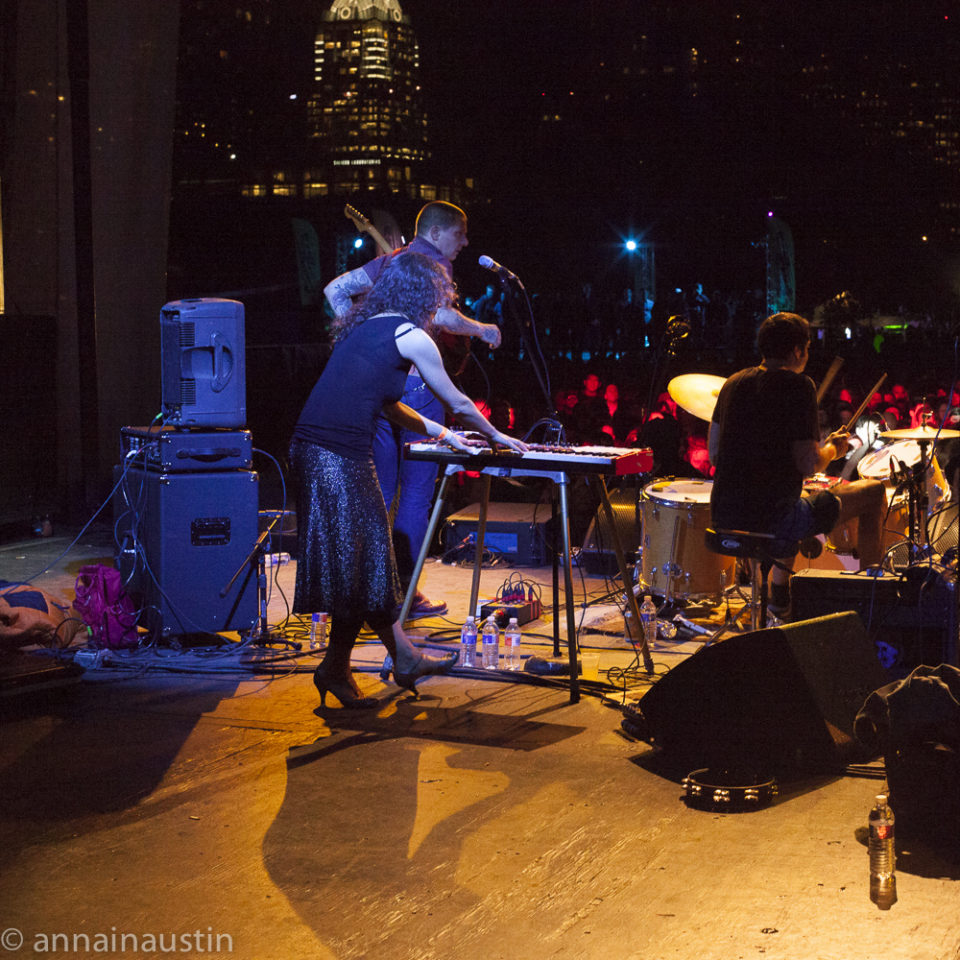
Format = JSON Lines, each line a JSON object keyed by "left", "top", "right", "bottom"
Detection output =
{"left": 457, "top": 279, "right": 960, "bottom": 503}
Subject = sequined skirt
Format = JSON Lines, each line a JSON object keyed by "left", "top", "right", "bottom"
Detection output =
{"left": 290, "top": 438, "right": 401, "bottom": 620}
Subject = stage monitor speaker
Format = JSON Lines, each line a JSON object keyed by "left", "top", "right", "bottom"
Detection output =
{"left": 160, "top": 298, "right": 246, "bottom": 428}
{"left": 579, "top": 481, "right": 644, "bottom": 576}
{"left": 114, "top": 464, "right": 259, "bottom": 637}
{"left": 631, "top": 612, "right": 890, "bottom": 775}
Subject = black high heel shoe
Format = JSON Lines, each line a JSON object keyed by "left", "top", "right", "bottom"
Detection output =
{"left": 392, "top": 650, "right": 459, "bottom": 695}
{"left": 313, "top": 665, "right": 378, "bottom": 709}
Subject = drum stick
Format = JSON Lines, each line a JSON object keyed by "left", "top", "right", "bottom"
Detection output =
{"left": 816, "top": 357, "right": 844, "bottom": 404}
{"left": 844, "top": 373, "right": 887, "bottom": 432}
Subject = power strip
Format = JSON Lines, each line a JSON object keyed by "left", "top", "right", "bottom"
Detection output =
{"left": 477, "top": 599, "right": 541, "bottom": 627}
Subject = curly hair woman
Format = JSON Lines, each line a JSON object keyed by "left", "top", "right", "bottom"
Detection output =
{"left": 290, "top": 251, "right": 528, "bottom": 709}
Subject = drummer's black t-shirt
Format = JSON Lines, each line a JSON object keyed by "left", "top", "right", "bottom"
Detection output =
{"left": 710, "top": 366, "right": 819, "bottom": 532}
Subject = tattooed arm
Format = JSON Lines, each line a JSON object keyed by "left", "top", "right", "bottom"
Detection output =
{"left": 323, "top": 266, "right": 374, "bottom": 317}
{"left": 433, "top": 305, "right": 502, "bottom": 348}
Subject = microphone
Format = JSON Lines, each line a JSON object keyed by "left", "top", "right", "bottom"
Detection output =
{"left": 478, "top": 255, "right": 519, "bottom": 281}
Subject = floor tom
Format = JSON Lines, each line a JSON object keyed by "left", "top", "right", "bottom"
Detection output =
{"left": 640, "top": 478, "right": 734, "bottom": 599}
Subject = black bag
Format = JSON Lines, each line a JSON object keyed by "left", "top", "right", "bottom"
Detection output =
{"left": 855, "top": 663, "right": 960, "bottom": 842}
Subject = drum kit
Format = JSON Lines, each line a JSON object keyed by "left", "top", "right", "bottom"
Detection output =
{"left": 629, "top": 373, "right": 958, "bottom": 606}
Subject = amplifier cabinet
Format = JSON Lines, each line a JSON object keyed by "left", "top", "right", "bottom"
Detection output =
{"left": 791, "top": 566, "right": 957, "bottom": 672}
{"left": 113, "top": 465, "right": 259, "bottom": 637}
{"left": 443, "top": 502, "right": 553, "bottom": 565}
{"left": 121, "top": 425, "right": 253, "bottom": 472}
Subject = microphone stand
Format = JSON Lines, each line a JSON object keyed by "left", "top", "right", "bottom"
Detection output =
{"left": 222, "top": 516, "right": 301, "bottom": 650}
{"left": 642, "top": 317, "right": 690, "bottom": 428}
{"left": 496, "top": 272, "right": 557, "bottom": 428}
{"left": 491, "top": 268, "right": 571, "bottom": 660}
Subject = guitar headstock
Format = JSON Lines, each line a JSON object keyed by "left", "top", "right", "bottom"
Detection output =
{"left": 344, "top": 203, "right": 372, "bottom": 234}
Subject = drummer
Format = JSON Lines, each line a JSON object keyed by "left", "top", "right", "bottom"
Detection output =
{"left": 708, "top": 312, "right": 887, "bottom": 616}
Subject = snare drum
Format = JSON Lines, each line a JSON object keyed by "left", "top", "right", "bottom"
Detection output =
{"left": 858, "top": 440, "right": 948, "bottom": 514}
{"left": 640, "top": 478, "right": 734, "bottom": 599}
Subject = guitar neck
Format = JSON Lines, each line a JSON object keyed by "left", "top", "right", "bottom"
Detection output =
{"left": 366, "top": 226, "right": 392, "bottom": 256}
{"left": 344, "top": 205, "right": 393, "bottom": 255}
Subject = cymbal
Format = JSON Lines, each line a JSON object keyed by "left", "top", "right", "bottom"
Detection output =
{"left": 667, "top": 374, "right": 726, "bottom": 422}
{"left": 880, "top": 424, "right": 960, "bottom": 441}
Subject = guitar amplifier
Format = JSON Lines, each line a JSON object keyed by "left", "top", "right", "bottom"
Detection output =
{"left": 121, "top": 425, "right": 253, "bottom": 472}
{"left": 791, "top": 566, "right": 957, "bottom": 673}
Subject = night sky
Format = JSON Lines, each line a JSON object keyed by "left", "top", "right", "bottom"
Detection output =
{"left": 173, "top": 1, "right": 960, "bottom": 314}
{"left": 389, "top": 2, "right": 959, "bottom": 311}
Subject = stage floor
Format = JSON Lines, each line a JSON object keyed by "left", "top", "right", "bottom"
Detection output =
{"left": 0, "top": 528, "right": 958, "bottom": 960}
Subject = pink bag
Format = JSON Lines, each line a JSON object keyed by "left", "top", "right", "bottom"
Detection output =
{"left": 73, "top": 564, "right": 139, "bottom": 649}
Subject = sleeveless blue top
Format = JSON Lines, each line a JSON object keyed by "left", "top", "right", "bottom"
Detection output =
{"left": 293, "top": 315, "right": 411, "bottom": 460}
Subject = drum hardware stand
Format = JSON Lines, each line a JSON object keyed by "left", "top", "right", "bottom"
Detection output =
{"left": 720, "top": 569, "right": 742, "bottom": 630}
{"left": 907, "top": 441, "right": 934, "bottom": 558}
{"left": 593, "top": 476, "right": 655, "bottom": 673}
{"left": 884, "top": 444, "right": 935, "bottom": 569}
{"left": 700, "top": 569, "right": 738, "bottom": 645}
{"left": 714, "top": 557, "right": 765, "bottom": 634}
{"left": 654, "top": 516, "right": 686, "bottom": 617}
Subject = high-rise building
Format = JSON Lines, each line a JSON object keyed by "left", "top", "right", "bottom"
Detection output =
{"left": 303, "top": 0, "right": 430, "bottom": 198}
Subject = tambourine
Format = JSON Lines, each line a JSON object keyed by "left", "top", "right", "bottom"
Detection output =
{"left": 681, "top": 767, "right": 778, "bottom": 811}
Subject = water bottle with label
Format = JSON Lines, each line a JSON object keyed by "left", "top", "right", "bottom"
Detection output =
{"left": 869, "top": 793, "right": 897, "bottom": 909}
{"left": 460, "top": 615, "right": 478, "bottom": 668}
{"left": 309, "top": 612, "right": 328, "bottom": 650}
{"left": 481, "top": 614, "right": 500, "bottom": 669}
{"left": 640, "top": 595, "right": 658, "bottom": 647}
{"left": 503, "top": 617, "right": 522, "bottom": 670}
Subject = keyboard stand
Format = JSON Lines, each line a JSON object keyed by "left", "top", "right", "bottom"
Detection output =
{"left": 400, "top": 463, "right": 654, "bottom": 703}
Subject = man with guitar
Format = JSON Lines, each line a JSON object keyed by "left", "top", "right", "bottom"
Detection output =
{"left": 324, "top": 201, "right": 502, "bottom": 618}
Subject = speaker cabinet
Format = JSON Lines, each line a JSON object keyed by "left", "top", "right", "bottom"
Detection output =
{"left": 631, "top": 612, "right": 890, "bottom": 774}
{"left": 579, "top": 481, "right": 644, "bottom": 575}
{"left": 160, "top": 298, "right": 246, "bottom": 428}
{"left": 114, "top": 465, "right": 259, "bottom": 637}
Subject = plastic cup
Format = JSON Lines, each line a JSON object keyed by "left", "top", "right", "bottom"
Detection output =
{"left": 580, "top": 652, "right": 600, "bottom": 682}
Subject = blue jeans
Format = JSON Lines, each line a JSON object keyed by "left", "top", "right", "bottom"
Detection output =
{"left": 373, "top": 374, "right": 443, "bottom": 589}
{"left": 771, "top": 490, "right": 841, "bottom": 542}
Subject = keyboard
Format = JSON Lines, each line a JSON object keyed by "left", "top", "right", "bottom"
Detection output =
{"left": 405, "top": 440, "right": 654, "bottom": 476}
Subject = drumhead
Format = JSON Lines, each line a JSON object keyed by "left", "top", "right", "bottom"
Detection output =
{"left": 858, "top": 440, "right": 921, "bottom": 480}
{"left": 643, "top": 477, "right": 713, "bottom": 506}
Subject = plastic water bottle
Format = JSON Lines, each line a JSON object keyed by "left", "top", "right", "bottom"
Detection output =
{"left": 309, "top": 612, "right": 328, "bottom": 650}
{"left": 640, "top": 595, "right": 658, "bottom": 647}
{"left": 503, "top": 617, "right": 522, "bottom": 671}
{"left": 481, "top": 614, "right": 500, "bottom": 669}
{"left": 460, "top": 615, "right": 478, "bottom": 668}
{"left": 869, "top": 793, "right": 897, "bottom": 909}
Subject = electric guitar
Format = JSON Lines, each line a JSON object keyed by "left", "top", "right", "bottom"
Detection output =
{"left": 343, "top": 203, "right": 473, "bottom": 377}
{"left": 344, "top": 204, "right": 394, "bottom": 257}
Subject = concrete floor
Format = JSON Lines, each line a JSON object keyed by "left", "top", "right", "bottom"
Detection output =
{"left": 1, "top": 527, "right": 958, "bottom": 960}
